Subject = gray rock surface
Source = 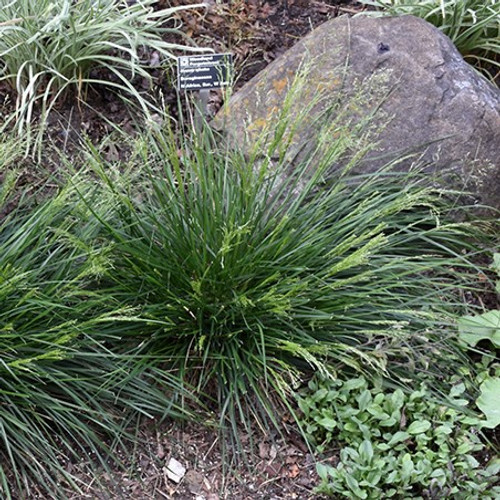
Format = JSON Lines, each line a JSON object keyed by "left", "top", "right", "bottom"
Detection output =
{"left": 215, "top": 15, "right": 500, "bottom": 211}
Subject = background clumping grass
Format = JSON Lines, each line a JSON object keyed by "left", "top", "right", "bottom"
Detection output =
{"left": 0, "top": 138, "right": 196, "bottom": 499}
{"left": 359, "top": 0, "right": 499, "bottom": 83}
{"left": 0, "top": 0, "right": 209, "bottom": 144}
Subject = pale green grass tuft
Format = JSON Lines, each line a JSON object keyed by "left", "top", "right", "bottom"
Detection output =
{"left": 0, "top": 0, "right": 210, "bottom": 146}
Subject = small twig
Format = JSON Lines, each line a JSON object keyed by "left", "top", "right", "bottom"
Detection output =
{"left": 310, "top": 0, "right": 335, "bottom": 8}
{"left": 203, "top": 435, "right": 219, "bottom": 462}
{"left": 338, "top": 6, "right": 364, "bottom": 15}
{"left": 258, "top": 475, "right": 285, "bottom": 488}
{"left": 310, "top": 0, "right": 364, "bottom": 15}
{"left": 0, "top": 17, "right": 34, "bottom": 27}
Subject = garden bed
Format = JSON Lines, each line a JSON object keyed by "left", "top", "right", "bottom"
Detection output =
{"left": 1, "top": 1, "right": 498, "bottom": 499}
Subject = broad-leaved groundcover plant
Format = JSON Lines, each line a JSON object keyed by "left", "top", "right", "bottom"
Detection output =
{"left": 299, "top": 373, "right": 500, "bottom": 498}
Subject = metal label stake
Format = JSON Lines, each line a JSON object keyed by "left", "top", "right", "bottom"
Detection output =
{"left": 177, "top": 53, "right": 233, "bottom": 133}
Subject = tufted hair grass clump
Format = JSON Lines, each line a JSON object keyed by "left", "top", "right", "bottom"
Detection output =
{"left": 78, "top": 89, "right": 492, "bottom": 450}
{"left": 0, "top": 136, "right": 193, "bottom": 499}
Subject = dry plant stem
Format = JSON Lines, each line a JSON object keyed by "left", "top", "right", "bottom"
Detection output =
{"left": 0, "top": 17, "right": 34, "bottom": 26}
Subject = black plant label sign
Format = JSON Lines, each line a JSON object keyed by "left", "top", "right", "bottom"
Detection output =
{"left": 177, "top": 53, "right": 233, "bottom": 91}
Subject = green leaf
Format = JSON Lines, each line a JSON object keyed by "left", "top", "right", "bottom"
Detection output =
{"left": 315, "top": 388, "right": 329, "bottom": 400}
{"left": 492, "top": 253, "right": 500, "bottom": 275}
{"left": 317, "top": 416, "right": 337, "bottom": 431}
{"left": 407, "top": 420, "right": 431, "bottom": 435}
{"left": 387, "top": 431, "right": 410, "bottom": 446}
{"left": 316, "top": 462, "right": 331, "bottom": 481}
{"left": 366, "top": 470, "right": 382, "bottom": 486}
{"left": 477, "top": 377, "right": 500, "bottom": 429}
{"left": 401, "top": 453, "right": 414, "bottom": 480}
{"left": 450, "top": 383, "right": 466, "bottom": 398}
{"left": 359, "top": 440, "right": 374, "bottom": 463}
{"left": 297, "top": 398, "right": 310, "bottom": 415}
{"left": 357, "top": 390, "right": 372, "bottom": 411}
{"left": 456, "top": 442, "right": 473, "bottom": 454}
{"left": 342, "top": 447, "right": 360, "bottom": 462}
{"left": 458, "top": 310, "right": 500, "bottom": 348}
{"left": 484, "top": 457, "right": 500, "bottom": 477}
{"left": 390, "top": 389, "right": 405, "bottom": 410}
{"left": 379, "top": 416, "right": 397, "bottom": 427}
{"left": 434, "top": 424, "right": 453, "bottom": 436}
{"left": 344, "top": 378, "right": 367, "bottom": 392}
{"left": 465, "top": 455, "right": 480, "bottom": 468}
{"left": 345, "top": 474, "right": 367, "bottom": 499}
{"left": 367, "top": 404, "right": 384, "bottom": 417}
{"left": 386, "top": 470, "right": 398, "bottom": 483}
{"left": 344, "top": 422, "right": 359, "bottom": 433}
{"left": 430, "top": 468, "right": 446, "bottom": 479}
{"left": 493, "top": 254, "right": 500, "bottom": 293}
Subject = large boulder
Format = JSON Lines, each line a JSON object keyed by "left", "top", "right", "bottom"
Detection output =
{"left": 215, "top": 15, "right": 500, "bottom": 211}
